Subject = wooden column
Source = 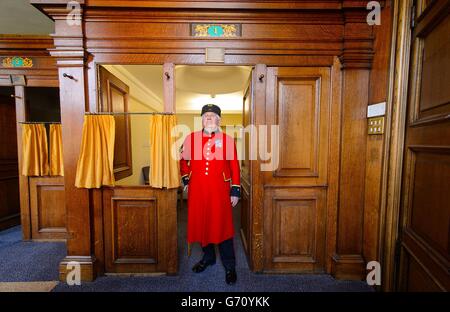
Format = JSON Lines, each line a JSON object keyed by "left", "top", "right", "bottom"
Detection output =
{"left": 364, "top": 0, "right": 393, "bottom": 269}
{"left": 44, "top": 5, "right": 97, "bottom": 281}
{"left": 331, "top": 10, "right": 375, "bottom": 280}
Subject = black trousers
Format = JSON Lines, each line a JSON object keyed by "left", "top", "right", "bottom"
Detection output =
{"left": 201, "top": 238, "right": 236, "bottom": 271}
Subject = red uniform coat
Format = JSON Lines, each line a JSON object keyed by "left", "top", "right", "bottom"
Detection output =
{"left": 180, "top": 130, "right": 240, "bottom": 247}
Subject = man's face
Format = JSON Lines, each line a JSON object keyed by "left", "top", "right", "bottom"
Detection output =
{"left": 202, "top": 112, "right": 220, "bottom": 130}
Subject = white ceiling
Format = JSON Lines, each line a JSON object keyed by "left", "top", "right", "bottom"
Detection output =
{"left": 114, "top": 65, "right": 252, "bottom": 114}
{"left": 0, "top": 0, "right": 54, "bottom": 34}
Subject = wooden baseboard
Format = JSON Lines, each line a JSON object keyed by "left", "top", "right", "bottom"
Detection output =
{"left": 59, "top": 256, "right": 97, "bottom": 283}
{"left": 331, "top": 254, "right": 366, "bottom": 280}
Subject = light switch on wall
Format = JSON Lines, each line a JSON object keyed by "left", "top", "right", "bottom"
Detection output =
{"left": 368, "top": 116, "right": 385, "bottom": 135}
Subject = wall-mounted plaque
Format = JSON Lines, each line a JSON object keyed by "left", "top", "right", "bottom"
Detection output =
{"left": 2, "top": 57, "right": 33, "bottom": 68}
{"left": 191, "top": 24, "right": 241, "bottom": 38}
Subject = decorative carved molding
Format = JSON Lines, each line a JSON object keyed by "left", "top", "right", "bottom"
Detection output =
{"left": 340, "top": 10, "right": 375, "bottom": 69}
{"left": 2, "top": 57, "right": 34, "bottom": 68}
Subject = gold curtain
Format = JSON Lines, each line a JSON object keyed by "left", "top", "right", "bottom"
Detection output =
{"left": 75, "top": 115, "right": 115, "bottom": 188}
{"left": 21, "top": 124, "right": 49, "bottom": 176}
{"left": 149, "top": 114, "right": 180, "bottom": 188}
{"left": 49, "top": 124, "right": 64, "bottom": 176}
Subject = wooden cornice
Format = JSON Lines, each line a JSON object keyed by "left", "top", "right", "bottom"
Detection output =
{"left": 0, "top": 36, "right": 58, "bottom": 86}
{"left": 0, "top": 35, "right": 54, "bottom": 54}
{"left": 75, "top": 0, "right": 347, "bottom": 10}
{"left": 339, "top": 8, "right": 375, "bottom": 69}
{"left": 31, "top": 0, "right": 377, "bottom": 69}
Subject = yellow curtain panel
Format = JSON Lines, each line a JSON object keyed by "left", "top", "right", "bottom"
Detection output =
{"left": 75, "top": 115, "right": 116, "bottom": 188}
{"left": 49, "top": 124, "right": 64, "bottom": 176}
{"left": 21, "top": 124, "right": 49, "bottom": 176}
{"left": 149, "top": 114, "right": 180, "bottom": 189}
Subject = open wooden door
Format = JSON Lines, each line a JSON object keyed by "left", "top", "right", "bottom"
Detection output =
{"left": 262, "top": 66, "right": 331, "bottom": 273}
{"left": 98, "top": 66, "right": 133, "bottom": 181}
{"left": 0, "top": 88, "right": 20, "bottom": 230}
{"left": 397, "top": 1, "right": 450, "bottom": 291}
{"left": 240, "top": 69, "right": 253, "bottom": 267}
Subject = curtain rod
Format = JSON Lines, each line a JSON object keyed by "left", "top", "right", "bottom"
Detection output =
{"left": 19, "top": 121, "right": 61, "bottom": 124}
{"left": 85, "top": 112, "right": 175, "bottom": 115}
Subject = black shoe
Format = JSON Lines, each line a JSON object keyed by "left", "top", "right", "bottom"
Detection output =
{"left": 225, "top": 269, "right": 237, "bottom": 285}
{"left": 192, "top": 260, "right": 215, "bottom": 273}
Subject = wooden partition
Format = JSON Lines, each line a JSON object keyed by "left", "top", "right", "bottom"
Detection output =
{"left": 102, "top": 187, "right": 178, "bottom": 274}
{"left": 29, "top": 176, "right": 66, "bottom": 240}
{"left": 31, "top": 0, "right": 394, "bottom": 282}
{"left": 0, "top": 36, "right": 66, "bottom": 240}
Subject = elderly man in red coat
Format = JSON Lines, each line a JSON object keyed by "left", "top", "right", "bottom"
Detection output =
{"left": 180, "top": 104, "right": 240, "bottom": 285}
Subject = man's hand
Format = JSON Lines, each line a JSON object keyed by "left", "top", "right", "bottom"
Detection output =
{"left": 231, "top": 196, "right": 239, "bottom": 207}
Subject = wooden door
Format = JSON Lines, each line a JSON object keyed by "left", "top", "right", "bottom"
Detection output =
{"left": 240, "top": 70, "right": 253, "bottom": 265}
{"left": 398, "top": 0, "right": 450, "bottom": 291}
{"left": 263, "top": 67, "right": 331, "bottom": 273}
{"left": 99, "top": 66, "right": 133, "bottom": 181}
{"left": 0, "top": 90, "right": 20, "bottom": 230}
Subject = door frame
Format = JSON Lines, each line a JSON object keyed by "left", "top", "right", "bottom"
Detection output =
{"left": 89, "top": 58, "right": 342, "bottom": 275}
{"left": 381, "top": 0, "right": 420, "bottom": 291}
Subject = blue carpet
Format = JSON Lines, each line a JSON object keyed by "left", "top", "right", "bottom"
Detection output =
{"left": 0, "top": 206, "right": 373, "bottom": 291}
{"left": 52, "top": 203, "right": 373, "bottom": 292}
{"left": 0, "top": 226, "right": 66, "bottom": 282}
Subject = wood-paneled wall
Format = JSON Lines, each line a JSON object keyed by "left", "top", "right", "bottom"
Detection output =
{"left": 31, "top": 0, "right": 393, "bottom": 282}
{"left": 0, "top": 36, "right": 66, "bottom": 240}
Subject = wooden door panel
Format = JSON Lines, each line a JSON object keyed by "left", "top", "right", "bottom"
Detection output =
{"left": 29, "top": 177, "right": 67, "bottom": 240}
{"left": 99, "top": 66, "right": 133, "bottom": 181}
{"left": 276, "top": 77, "right": 319, "bottom": 177}
{"left": 417, "top": 12, "right": 450, "bottom": 119}
{"left": 265, "top": 67, "right": 330, "bottom": 185}
{"left": 103, "top": 187, "right": 178, "bottom": 274}
{"left": 264, "top": 187, "right": 326, "bottom": 273}
{"left": 112, "top": 198, "right": 157, "bottom": 263}
{"left": 399, "top": 1, "right": 450, "bottom": 291}
{"left": 406, "top": 255, "right": 443, "bottom": 292}
{"left": 407, "top": 148, "right": 450, "bottom": 257}
{"left": 0, "top": 92, "right": 20, "bottom": 230}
